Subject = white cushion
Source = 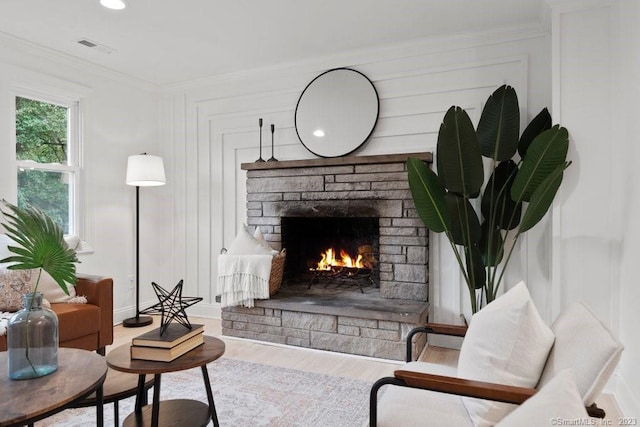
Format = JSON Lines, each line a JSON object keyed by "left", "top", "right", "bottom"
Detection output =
{"left": 377, "top": 385, "right": 472, "bottom": 427}
{"left": 252, "top": 226, "right": 278, "bottom": 253}
{"left": 376, "top": 362, "right": 466, "bottom": 426}
{"left": 457, "top": 281, "right": 555, "bottom": 427}
{"left": 64, "top": 235, "right": 81, "bottom": 250}
{"left": 31, "top": 269, "right": 81, "bottom": 303}
{"left": 227, "top": 224, "right": 277, "bottom": 256}
{"left": 253, "top": 227, "right": 265, "bottom": 242}
{"left": 537, "top": 302, "right": 623, "bottom": 405}
{"left": 497, "top": 370, "right": 587, "bottom": 426}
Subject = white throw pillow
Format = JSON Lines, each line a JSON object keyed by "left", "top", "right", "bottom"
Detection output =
{"left": 496, "top": 370, "right": 587, "bottom": 426}
{"left": 30, "top": 269, "right": 82, "bottom": 303}
{"left": 457, "top": 281, "right": 555, "bottom": 427}
{"left": 227, "top": 224, "right": 277, "bottom": 255}
{"left": 252, "top": 227, "right": 277, "bottom": 252}
{"left": 64, "top": 235, "right": 81, "bottom": 250}
{"left": 537, "top": 302, "right": 623, "bottom": 405}
{"left": 253, "top": 227, "right": 266, "bottom": 242}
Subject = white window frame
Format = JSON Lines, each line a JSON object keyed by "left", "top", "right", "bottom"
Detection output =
{"left": 11, "top": 89, "right": 83, "bottom": 238}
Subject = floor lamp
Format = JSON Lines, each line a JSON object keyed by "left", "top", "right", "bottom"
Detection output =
{"left": 123, "top": 153, "right": 166, "bottom": 328}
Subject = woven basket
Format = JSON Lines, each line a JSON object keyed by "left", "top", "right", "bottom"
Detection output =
{"left": 269, "top": 249, "right": 286, "bottom": 296}
{"left": 219, "top": 247, "right": 286, "bottom": 298}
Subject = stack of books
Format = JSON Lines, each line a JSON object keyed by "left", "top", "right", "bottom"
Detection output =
{"left": 130, "top": 323, "right": 204, "bottom": 362}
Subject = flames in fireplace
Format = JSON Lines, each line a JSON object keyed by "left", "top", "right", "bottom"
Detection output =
{"left": 312, "top": 245, "right": 376, "bottom": 272}
{"left": 315, "top": 248, "right": 363, "bottom": 270}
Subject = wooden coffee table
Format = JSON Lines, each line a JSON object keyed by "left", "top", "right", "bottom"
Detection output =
{"left": 106, "top": 335, "right": 225, "bottom": 427}
{"left": 0, "top": 348, "right": 107, "bottom": 427}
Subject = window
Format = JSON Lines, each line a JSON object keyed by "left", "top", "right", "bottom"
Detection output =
{"left": 14, "top": 95, "right": 80, "bottom": 235}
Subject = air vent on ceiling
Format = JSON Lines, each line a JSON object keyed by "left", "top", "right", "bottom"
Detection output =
{"left": 78, "top": 39, "right": 97, "bottom": 48}
{"left": 76, "top": 38, "right": 116, "bottom": 55}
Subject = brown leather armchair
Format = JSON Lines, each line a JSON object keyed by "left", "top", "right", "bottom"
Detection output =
{"left": 0, "top": 274, "right": 114, "bottom": 355}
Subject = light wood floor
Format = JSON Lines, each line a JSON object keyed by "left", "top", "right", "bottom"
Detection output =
{"left": 110, "top": 316, "right": 622, "bottom": 419}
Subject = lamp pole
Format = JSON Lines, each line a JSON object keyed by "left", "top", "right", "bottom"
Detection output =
{"left": 123, "top": 185, "right": 153, "bottom": 327}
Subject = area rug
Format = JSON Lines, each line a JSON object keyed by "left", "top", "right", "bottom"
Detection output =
{"left": 45, "top": 357, "right": 372, "bottom": 426}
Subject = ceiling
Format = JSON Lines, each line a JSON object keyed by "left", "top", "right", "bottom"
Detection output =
{"left": 0, "top": 0, "right": 546, "bottom": 87}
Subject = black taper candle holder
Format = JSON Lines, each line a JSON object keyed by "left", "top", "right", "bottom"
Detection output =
{"left": 255, "top": 118, "right": 265, "bottom": 162}
{"left": 267, "top": 123, "right": 278, "bottom": 162}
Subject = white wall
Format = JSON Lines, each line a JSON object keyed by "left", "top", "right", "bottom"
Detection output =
{"left": 549, "top": 0, "right": 639, "bottom": 415}
{"left": 162, "top": 29, "right": 552, "bottom": 324}
{"left": 614, "top": 0, "right": 640, "bottom": 418}
{"left": 0, "top": 37, "right": 164, "bottom": 324}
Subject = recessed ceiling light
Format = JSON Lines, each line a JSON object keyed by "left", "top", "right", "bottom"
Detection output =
{"left": 100, "top": 0, "right": 126, "bottom": 10}
{"left": 313, "top": 129, "right": 325, "bottom": 137}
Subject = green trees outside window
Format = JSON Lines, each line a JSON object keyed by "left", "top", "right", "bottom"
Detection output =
{"left": 15, "top": 96, "right": 74, "bottom": 234}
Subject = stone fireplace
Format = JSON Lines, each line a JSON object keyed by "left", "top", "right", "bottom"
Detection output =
{"left": 221, "top": 152, "right": 432, "bottom": 360}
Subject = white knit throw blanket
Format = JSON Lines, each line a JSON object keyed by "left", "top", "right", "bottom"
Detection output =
{"left": 218, "top": 254, "right": 272, "bottom": 308}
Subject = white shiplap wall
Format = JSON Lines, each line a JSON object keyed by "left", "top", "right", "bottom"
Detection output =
{"left": 162, "top": 28, "right": 552, "bottom": 329}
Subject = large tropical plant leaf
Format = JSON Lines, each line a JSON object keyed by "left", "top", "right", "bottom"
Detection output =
{"left": 511, "top": 125, "right": 569, "bottom": 202}
{"left": 518, "top": 108, "right": 552, "bottom": 159}
{"left": 436, "top": 106, "right": 483, "bottom": 197}
{"left": 518, "top": 162, "right": 571, "bottom": 233}
{"left": 0, "top": 200, "right": 78, "bottom": 295}
{"left": 479, "top": 221, "right": 504, "bottom": 267}
{"left": 465, "top": 244, "right": 486, "bottom": 290}
{"left": 481, "top": 160, "right": 522, "bottom": 230}
{"left": 445, "top": 193, "right": 481, "bottom": 246}
{"left": 407, "top": 157, "right": 451, "bottom": 233}
{"left": 477, "top": 85, "right": 520, "bottom": 161}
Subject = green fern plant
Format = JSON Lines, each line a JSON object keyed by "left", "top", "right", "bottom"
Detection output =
{"left": 407, "top": 85, "right": 571, "bottom": 313}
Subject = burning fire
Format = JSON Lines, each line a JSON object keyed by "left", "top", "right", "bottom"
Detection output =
{"left": 315, "top": 248, "right": 364, "bottom": 271}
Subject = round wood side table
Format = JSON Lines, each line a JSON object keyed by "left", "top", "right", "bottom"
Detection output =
{"left": 0, "top": 348, "right": 107, "bottom": 427}
{"left": 72, "top": 368, "right": 154, "bottom": 425}
{"left": 106, "top": 335, "right": 225, "bottom": 427}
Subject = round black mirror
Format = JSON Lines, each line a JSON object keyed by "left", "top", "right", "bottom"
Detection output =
{"left": 294, "top": 68, "right": 379, "bottom": 158}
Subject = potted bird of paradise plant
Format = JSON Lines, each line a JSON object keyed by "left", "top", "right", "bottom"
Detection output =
{"left": 0, "top": 200, "right": 78, "bottom": 379}
{"left": 407, "top": 85, "right": 570, "bottom": 314}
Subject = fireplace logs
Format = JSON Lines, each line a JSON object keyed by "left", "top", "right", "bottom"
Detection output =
{"left": 300, "top": 244, "right": 378, "bottom": 293}
{"left": 298, "top": 267, "right": 375, "bottom": 293}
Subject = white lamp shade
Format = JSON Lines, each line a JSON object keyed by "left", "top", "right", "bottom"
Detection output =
{"left": 126, "top": 154, "right": 166, "bottom": 186}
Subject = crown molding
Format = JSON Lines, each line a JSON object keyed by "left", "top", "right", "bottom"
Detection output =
{"left": 0, "top": 31, "right": 159, "bottom": 93}
{"left": 161, "top": 22, "right": 549, "bottom": 93}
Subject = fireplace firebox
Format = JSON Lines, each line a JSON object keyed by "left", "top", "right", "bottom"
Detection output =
{"left": 281, "top": 216, "right": 379, "bottom": 290}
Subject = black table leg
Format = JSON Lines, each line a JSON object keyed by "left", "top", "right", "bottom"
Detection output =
{"left": 135, "top": 374, "right": 146, "bottom": 413}
{"left": 151, "top": 374, "right": 162, "bottom": 427}
{"left": 96, "top": 384, "right": 104, "bottom": 427}
{"left": 201, "top": 365, "right": 219, "bottom": 427}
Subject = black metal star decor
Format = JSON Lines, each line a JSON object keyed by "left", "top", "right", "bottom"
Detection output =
{"left": 139, "top": 279, "right": 203, "bottom": 335}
